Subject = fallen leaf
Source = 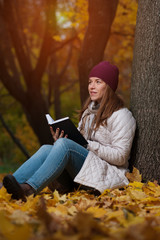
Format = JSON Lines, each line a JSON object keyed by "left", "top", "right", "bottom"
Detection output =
{"left": 126, "top": 167, "right": 142, "bottom": 182}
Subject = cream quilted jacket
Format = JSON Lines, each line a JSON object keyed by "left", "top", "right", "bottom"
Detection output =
{"left": 74, "top": 104, "right": 136, "bottom": 193}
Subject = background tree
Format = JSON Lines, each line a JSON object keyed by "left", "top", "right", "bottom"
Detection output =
{"left": 0, "top": 0, "right": 79, "bottom": 145}
{"left": 0, "top": 0, "right": 137, "bottom": 166}
{"left": 130, "top": 0, "right": 160, "bottom": 182}
{"left": 78, "top": 0, "right": 119, "bottom": 104}
{"left": 0, "top": 0, "right": 55, "bottom": 145}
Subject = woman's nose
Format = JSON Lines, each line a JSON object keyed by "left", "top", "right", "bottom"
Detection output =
{"left": 90, "top": 82, "right": 95, "bottom": 88}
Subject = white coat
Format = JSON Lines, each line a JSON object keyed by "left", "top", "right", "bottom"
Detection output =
{"left": 74, "top": 103, "right": 136, "bottom": 193}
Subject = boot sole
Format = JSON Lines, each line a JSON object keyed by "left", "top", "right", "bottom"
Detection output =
{"left": 3, "top": 175, "right": 26, "bottom": 202}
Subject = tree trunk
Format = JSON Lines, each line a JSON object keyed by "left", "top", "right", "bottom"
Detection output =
{"left": 48, "top": 54, "right": 62, "bottom": 119}
{"left": 130, "top": 0, "right": 160, "bottom": 182}
{"left": 24, "top": 88, "right": 53, "bottom": 145}
{"left": 78, "top": 0, "right": 119, "bottom": 104}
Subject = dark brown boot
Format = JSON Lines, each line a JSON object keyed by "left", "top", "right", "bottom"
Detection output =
{"left": 3, "top": 175, "right": 27, "bottom": 202}
{"left": 20, "top": 183, "right": 35, "bottom": 196}
{"left": 3, "top": 175, "right": 35, "bottom": 202}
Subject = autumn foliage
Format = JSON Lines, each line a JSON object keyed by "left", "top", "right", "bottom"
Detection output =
{"left": 0, "top": 168, "right": 160, "bottom": 240}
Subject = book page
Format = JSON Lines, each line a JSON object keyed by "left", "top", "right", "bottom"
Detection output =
{"left": 45, "top": 114, "right": 69, "bottom": 124}
{"left": 53, "top": 117, "right": 69, "bottom": 124}
{"left": 45, "top": 114, "right": 54, "bottom": 124}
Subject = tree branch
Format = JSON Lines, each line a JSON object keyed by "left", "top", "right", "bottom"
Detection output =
{"left": 0, "top": 112, "right": 30, "bottom": 159}
{"left": 0, "top": 49, "right": 26, "bottom": 103}
{"left": 0, "top": 14, "right": 22, "bottom": 83}
{"left": 2, "top": 0, "right": 32, "bottom": 81}
{"left": 60, "top": 80, "right": 78, "bottom": 95}
{"left": 33, "top": 0, "right": 57, "bottom": 88}
{"left": 15, "top": 0, "right": 31, "bottom": 61}
{"left": 51, "top": 33, "right": 79, "bottom": 54}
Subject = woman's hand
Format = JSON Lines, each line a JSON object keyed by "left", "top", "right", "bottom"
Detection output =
{"left": 50, "top": 126, "right": 68, "bottom": 142}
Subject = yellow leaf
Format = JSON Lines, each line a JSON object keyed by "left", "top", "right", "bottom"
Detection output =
{"left": 145, "top": 182, "right": 160, "bottom": 197}
{"left": 115, "top": 195, "right": 132, "bottom": 203}
{"left": 86, "top": 206, "right": 107, "bottom": 218}
{"left": 68, "top": 205, "right": 77, "bottom": 216}
{"left": 20, "top": 195, "right": 39, "bottom": 213}
{"left": 105, "top": 209, "right": 124, "bottom": 221}
{"left": 128, "top": 181, "right": 144, "bottom": 189}
{"left": 128, "top": 189, "right": 149, "bottom": 201}
{"left": 123, "top": 213, "right": 145, "bottom": 227}
{"left": 75, "top": 198, "right": 97, "bottom": 211}
{"left": 48, "top": 205, "right": 68, "bottom": 216}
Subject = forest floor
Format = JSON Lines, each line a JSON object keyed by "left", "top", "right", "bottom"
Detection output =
{"left": 0, "top": 168, "right": 160, "bottom": 240}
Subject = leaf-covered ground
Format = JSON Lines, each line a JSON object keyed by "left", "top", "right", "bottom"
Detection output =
{"left": 0, "top": 168, "right": 160, "bottom": 240}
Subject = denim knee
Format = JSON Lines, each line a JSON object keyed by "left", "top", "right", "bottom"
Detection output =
{"left": 54, "top": 138, "right": 68, "bottom": 149}
{"left": 38, "top": 144, "right": 53, "bottom": 154}
{"left": 40, "top": 144, "right": 52, "bottom": 150}
{"left": 54, "top": 138, "right": 70, "bottom": 150}
{"left": 54, "top": 138, "right": 76, "bottom": 156}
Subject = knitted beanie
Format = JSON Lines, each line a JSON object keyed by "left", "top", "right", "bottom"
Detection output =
{"left": 89, "top": 61, "right": 119, "bottom": 91}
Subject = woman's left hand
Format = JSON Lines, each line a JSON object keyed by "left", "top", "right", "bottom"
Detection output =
{"left": 50, "top": 126, "right": 68, "bottom": 142}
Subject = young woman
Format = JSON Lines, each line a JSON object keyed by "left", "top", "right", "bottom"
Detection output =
{"left": 3, "top": 61, "right": 136, "bottom": 202}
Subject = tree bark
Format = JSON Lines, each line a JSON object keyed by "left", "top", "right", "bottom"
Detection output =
{"left": 24, "top": 88, "right": 53, "bottom": 145}
{"left": 130, "top": 0, "right": 160, "bottom": 182}
{"left": 48, "top": 54, "right": 62, "bottom": 119}
{"left": 78, "top": 0, "right": 119, "bottom": 105}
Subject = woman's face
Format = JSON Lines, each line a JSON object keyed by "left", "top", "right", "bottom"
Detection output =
{"left": 88, "top": 77, "right": 107, "bottom": 103}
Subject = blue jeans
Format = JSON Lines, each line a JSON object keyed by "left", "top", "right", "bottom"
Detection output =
{"left": 13, "top": 138, "right": 89, "bottom": 193}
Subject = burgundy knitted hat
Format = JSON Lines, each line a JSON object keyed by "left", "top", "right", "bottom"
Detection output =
{"left": 89, "top": 61, "right": 119, "bottom": 91}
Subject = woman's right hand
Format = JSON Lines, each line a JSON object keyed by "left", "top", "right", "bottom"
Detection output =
{"left": 50, "top": 126, "right": 68, "bottom": 142}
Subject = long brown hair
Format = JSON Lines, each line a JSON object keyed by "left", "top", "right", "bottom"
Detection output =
{"left": 79, "top": 85, "right": 124, "bottom": 129}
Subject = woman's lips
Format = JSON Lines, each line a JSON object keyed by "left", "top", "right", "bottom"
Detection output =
{"left": 90, "top": 91, "right": 97, "bottom": 95}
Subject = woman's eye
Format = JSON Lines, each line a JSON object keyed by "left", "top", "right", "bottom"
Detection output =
{"left": 97, "top": 80, "right": 101, "bottom": 83}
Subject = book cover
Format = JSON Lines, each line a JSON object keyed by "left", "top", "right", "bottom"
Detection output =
{"left": 45, "top": 114, "right": 88, "bottom": 147}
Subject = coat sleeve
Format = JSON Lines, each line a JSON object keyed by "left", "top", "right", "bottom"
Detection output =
{"left": 87, "top": 109, "right": 136, "bottom": 166}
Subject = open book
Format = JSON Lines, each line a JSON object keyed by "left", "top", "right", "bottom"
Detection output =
{"left": 45, "top": 114, "right": 88, "bottom": 147}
